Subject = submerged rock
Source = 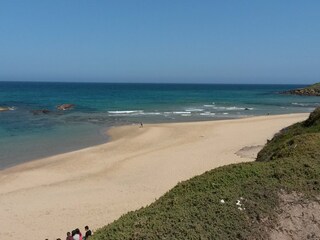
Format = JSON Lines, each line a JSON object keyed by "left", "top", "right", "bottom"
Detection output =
{"left": 31, "top": 109, "right": 51, "bottom": 115}
{"left": 57, "top": 104, "right": 75, "bottom": 111}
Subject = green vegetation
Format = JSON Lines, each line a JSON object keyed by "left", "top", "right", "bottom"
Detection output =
{"left": 92, "top": 109, "right": 320, "bottom": 240}
{"left": 305, "top": 82, "right": 320, "bottom": 90}
{"left": 282, "top": 82, "right": 320, "bottom": 96}
{"left": 258, "top": 107, "right": 320, "bottom": 162}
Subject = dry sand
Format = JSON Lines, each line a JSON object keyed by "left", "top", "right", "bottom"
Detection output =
{"left": 0, "top": 113, "right": 308, "bottom": 240}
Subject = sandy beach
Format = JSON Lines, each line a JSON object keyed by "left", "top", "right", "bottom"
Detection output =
{"left": 0, "top": 113, "right": 308, "bottom": 240}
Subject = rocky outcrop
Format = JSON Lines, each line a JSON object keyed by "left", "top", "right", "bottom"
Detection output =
{"left": 283, "top": 88, "right": 320, "bottom": 96}
{"left": 0, "top": 107, "right": 14, "bottom": 112}
{"left": 31, "top": 109, "right": 51, "bottom": 115}
{"left": 57, "top": 104, "right": 75, "bottom": 111}
{"left": 282, "top": 83, "right": 320, "bottom": 96}
{"left": 0, "top": 107, "right": 9, "bottom": 112}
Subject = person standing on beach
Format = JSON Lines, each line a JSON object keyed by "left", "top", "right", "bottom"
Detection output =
{"left": 140, "top": 122, "right": 143, "bottom": 128}
{"left": 84, "top": 226, "right": 92, "bottom": 239}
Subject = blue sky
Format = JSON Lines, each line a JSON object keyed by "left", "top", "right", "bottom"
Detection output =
{"left": 0, "top": 1, "right": 319, "bottom": 84}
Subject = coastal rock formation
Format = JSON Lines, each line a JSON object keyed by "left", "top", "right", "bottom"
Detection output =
{"left": 31, "top": 109, "right": 51, "bottom": 115}
{"left": 0, "top": 106, "right": 14, "bottom": 112}
{"left": 282, "top": 83, "right": 320, "bottom": 96}
{"left": 57, "top": 104, "right": 75, "bottom": 111}
{"left": 0, "top": 107, "right": 10, "bottom": 112}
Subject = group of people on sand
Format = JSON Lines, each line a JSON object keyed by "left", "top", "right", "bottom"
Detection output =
{"left": 47, "top": 225, "right": 92, "bottom": 240}
{"left": 67, "top": 226, "right": 92, "bottom": 240}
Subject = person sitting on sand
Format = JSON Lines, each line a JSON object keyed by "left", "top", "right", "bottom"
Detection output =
{"left": 83, "top": 226, "right": 92, "bottom": 239}
{"left": 66, "top": 231, "right": 73, "bottom": 240}
{"left": 72, "top": 228, "right": 82, "bottom": 240}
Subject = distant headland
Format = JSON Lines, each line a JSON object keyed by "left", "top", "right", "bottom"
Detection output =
{"left": 281, "top": 82, "right": 320, "bottom": 96}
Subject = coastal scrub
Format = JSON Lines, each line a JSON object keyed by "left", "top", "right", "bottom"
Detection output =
{"left": 92, "top": 108, "right": 320, "bottom": 239}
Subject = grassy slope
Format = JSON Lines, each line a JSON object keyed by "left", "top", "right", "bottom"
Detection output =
{"left": 257, "top": 108, "right": 320, "bottom": 162}
{"left": 305, "top": 83, "right": 320, "bottom": 91}
{"left": 92, "top": 110, "right": 320, "bottom": 240}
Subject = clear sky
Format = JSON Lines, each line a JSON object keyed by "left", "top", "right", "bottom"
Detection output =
{"left": 0, "top": 0, "right": 319, "bottom": 84}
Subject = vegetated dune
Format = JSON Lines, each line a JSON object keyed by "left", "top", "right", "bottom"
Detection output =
{"left": 92, "top": 108, "right": 320, "bottom": 240}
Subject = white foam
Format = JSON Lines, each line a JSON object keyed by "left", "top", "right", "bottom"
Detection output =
{"left": 224, "top": 106, "right": 253, "bottom": 110}
{"left": 185, "top": 108, "right": 204, "bottom": 112}
{"left": 292, "top": 102, "right": 307, "bottom": 106}
{"left": 200, "top": 112, "right": 216, "bottom": 116}
{"left": 204, "top": 105, "right": 253, "bottom": 111}
{"left": 203, "top": 104, "right": 215, "bottom": 107}
{"left": 173, "top": 111, "right": 191, "bottom": 114}
{"left": 226, "top": 107, "right": 244, "bottom": 110}
{"left": 140, "top": 112, "right": 161, "bottom": 115}
{"left": 108, "top": 110, "right": 143, "bottom": 114}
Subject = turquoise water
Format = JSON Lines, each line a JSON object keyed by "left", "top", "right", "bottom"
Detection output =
{"left": 0, "top": 82, "right": 318, "bottom": 169}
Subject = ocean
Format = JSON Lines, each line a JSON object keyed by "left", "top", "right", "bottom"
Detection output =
{"left": 0, "top": 82, "right": 318, "bottom": 169}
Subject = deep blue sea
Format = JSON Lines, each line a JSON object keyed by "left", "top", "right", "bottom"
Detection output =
{"left": 0, "top": 82, "right": 319, "bottom": 169}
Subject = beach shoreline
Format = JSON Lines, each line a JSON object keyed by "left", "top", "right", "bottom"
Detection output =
{"left": 0, "top": 113, "right": 310, "bottom": 172}
{"left": 0, "top": 113, "right": 309, "bottom": 239}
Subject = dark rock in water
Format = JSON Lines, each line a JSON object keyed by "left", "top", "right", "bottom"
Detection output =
{"left": 281, "top": 83, "right": 320, "bottom": 96}
{"left": 57, "top": 104, "right": 75, "bottom": 111}
{"left": 244, "top": 108, "right": 250, "bottom": 111}
{"left": 31, "top": 109, "right": 51, "bottom": 115}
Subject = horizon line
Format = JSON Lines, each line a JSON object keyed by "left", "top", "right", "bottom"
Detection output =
{"left": 0, "top": 80, "right": 310, "bottom": 85}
